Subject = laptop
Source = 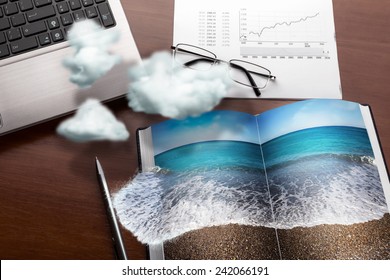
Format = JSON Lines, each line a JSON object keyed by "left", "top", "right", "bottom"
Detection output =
{"left": 0, "top": 0, "right": 141, "bottom": 135}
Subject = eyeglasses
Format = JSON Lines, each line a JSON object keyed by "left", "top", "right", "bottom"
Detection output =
{"left": 171, "top": 43, "right": 276, "bottom": 97}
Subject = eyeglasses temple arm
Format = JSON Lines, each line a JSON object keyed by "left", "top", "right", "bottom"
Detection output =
{"left": 248, "top": 70, "right": 276, "bottom": 80}
{"left": 182, "top": 57, "right": 216, "bottom": 67}
{"left": 229, "top": 62, "right": 262, "bottom": 97}
{"left": 171, "top": 46, "right": 217, "bottom": 61}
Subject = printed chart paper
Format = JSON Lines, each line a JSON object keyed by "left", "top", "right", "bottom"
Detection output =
{"left": 173, "top": 0, "right": 342, "bottom": 99}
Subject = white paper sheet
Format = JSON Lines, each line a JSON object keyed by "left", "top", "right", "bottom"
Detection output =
{"left": 173, "top": 0, "right": 342, "bottom": 99}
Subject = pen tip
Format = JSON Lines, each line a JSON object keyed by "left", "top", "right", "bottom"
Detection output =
{"left": 95, "top": 157, "right": 100, "bottom": 169}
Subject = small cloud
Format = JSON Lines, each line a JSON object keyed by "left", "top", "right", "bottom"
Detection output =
{"left": 63, "top": 20, "right": 121, "bottom": 88}
{"left": 127, "top": 51, "right": 231, "bottom": 119}
{"left": 57, "top": 99, "right": 129, "bottom": 142}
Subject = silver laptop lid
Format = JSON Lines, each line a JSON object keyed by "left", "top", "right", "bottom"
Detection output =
{"left": 0, "top": 0, "right": 141, "bottom": 135}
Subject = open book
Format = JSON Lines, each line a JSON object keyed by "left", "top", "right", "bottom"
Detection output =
{"left": 116, "top": 99, "right": 390, "bottom": 259}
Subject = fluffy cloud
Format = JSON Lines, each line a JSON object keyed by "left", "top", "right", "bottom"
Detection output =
{"left": 57, "top": 99, "right": 129, "bottom": 142}
{"left": 127, "top": 51, "right": 231, "bottom": 119}
{"left": 63, "top": 20, "right": 121, "bottom": 88}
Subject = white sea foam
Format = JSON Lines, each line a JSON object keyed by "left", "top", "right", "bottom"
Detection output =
{"left": 113, "top": 160, "right": 388, "bottom": 245}
{"left": 270, "top": 163, "right": 388, "bottom": 229}
{"left": 113, "top": 170, "right": 271, "bottom": 244}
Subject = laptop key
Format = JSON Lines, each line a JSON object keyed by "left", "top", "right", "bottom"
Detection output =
{"left": 97, "top": 3, "right": 114, "bottom": 27}
{"left": 7, "top": 28, "right": 22, "bottom": 41}
{"left": 38, "top": 33, "right": 51, "bottom": 46}
{"left": 4, "top": 3, "right": 19, "bottom": 16}
{"left": 85, "top": 6, "right": 97, "bottom": 18}
{"left": 61, "top": 14, "right": 73, "bottom": 26}
{"left": 26, "top": 5, "right": 56, "bottom": 22}
{"left": 50, "top": 29, "right": 63, "bottom": 42}
{"left": 57, "top": 2, "right": 69, "bottom": 14}
{"left": 82, "top": 0, "right": 94, "bottom": 7}
{"left": 0, "top": 18, "right": 10, "bottom": 31}
{"left": 11, "top": 14, "right": 27, "bottom": 27}
{"left": 19, "top": 0, "right": 34, "bottom": 12}
{"left": 0, "top": 32, "right": 6, "bottom": 44}
{"left": 10, "top": 36, "right": 38, "bottom": 54}
{"left": 38, "top": 32, "right": 51, "bottom": 45}
{"left": 69, "top": 0, "right": 81, "bottom": 11}
{"left": 47, "top": 17, "right": 60, "bottom": 29}
{"left": 0, "top": 44, "right": 10, "bottom": 58}
{"left": 73, "top": 10, "right": 85, "bottom": 21}
{"left": 34, "top": 0, "right": 53, "bottom": 8}
{"left": 22, "top": 21, "right": 47, "bottom": 36}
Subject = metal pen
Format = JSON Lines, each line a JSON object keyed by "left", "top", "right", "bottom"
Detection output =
{"left": 95, "top": 157, "right": 128, "bottom": 260}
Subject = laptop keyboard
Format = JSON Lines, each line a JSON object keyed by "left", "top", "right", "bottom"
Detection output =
{"left": 0, "top": 0, "right": 116, "bottom": 60}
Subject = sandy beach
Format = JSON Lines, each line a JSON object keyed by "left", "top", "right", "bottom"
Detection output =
{"left": 164, "top": 223, "right": 280, "bottom": 260}
{"left": 164, "top": 213, "right": 390, "bottom": 260}
{"left": 278, "top": 213, "right": 390, "bottom": 259}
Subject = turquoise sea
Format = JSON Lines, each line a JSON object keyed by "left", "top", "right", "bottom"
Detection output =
{"left": 262, "top": 126, "right": 374, "bottom": 168}
{"left": 113, "top": 126, "right": 388, "bottom": 244}
{"left": 155, "top": 140, "right": 264, "bottom": 172}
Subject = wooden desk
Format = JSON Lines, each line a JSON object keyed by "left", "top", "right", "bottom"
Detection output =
{"left": 0, "top": 0, "right": 389, "bottom": 259}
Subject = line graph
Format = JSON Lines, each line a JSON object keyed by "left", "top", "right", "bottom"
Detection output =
{"left": 246, "top": 12, "right": 320, "bottom": 40}
{"left": 240, "top": 9, "right": 324, "bottom": 43}
{"left": 239, "top": 9, "right": 329, "bottom": 58}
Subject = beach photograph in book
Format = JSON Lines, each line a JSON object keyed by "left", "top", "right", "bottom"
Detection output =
{"left": 257, "top": 99, "right": 390, "bottom": 259}
{"left": 150, "top": 111, "right": 279, "bottom": 259}
{"left": 113, "top": 99, "right": 389, "bottom": 259}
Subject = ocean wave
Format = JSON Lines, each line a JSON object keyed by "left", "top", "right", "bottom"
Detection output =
{"left": 113, "top": 153, "right": 387, "bottom": 244}
{"left": 266, "top": 153, "right": 376, "bottom": 170}
{"left": 262, "top": 126, "right": 375, "bottom": 169}
{"left": 113, "top": 169, "right": 272, "bottom": 244}
{"left": 268, "top": 155, "right": 387, "bottom": 229}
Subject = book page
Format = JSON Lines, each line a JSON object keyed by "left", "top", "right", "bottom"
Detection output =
{"left": 360, "top": 105, "right": 390, "bottom": 207}
{"left": 150, "top": 111, "right": 281, "bottom": 259}
{"left": 256, "top": 99, "right": 390, "bottom": 259}
{"left": 173, "top": 0, "right": 342, "bottom": 99}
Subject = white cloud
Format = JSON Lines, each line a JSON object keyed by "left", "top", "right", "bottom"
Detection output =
{"left": 57, "top": 99, "right": 129, "bottom": 142}
{"left": 63, "top": 20, "right": 121, "bottom": 88}
{"left": 127, "top": 51, "right": 231, "bottom": 119}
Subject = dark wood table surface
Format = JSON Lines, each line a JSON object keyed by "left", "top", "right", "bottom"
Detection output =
{"left": 0, "top": 0, "right": 389, "bottom": 259}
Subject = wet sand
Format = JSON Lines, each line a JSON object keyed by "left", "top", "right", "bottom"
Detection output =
{"left": 164, "top": 213, "right": 390, "bottom": 260}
